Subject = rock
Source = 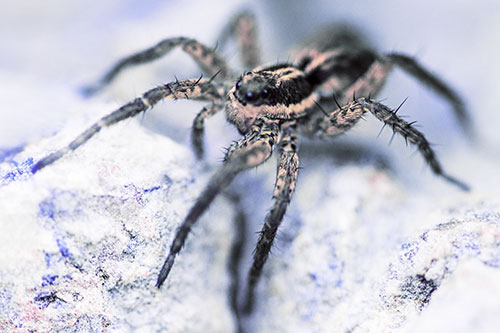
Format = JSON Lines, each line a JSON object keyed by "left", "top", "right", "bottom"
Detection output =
{"left": 2, "top": 117, "right": 500, "bottom": 332}
{"left": 0, "top": 117, "right": 236, "bottom": 332}
{"left": 247, "top": 155, "right": 500, "bottom": 333}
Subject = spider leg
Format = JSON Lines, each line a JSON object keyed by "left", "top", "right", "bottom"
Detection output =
{"left": 344, "top": 98, "right": 470, "bottom": 191}
{"left": 314, "top": 97, "right": 367, "bottom": 138}
{"left": 156, "top": 119, "right": 280, "bottom": 288}
{"left": 217, "top": 10, "right": 261, "bottom": 69}
{"left": 32, "top": 79, "right": 224, "bottom": 173}
{"left": 242, "top": 124, "right": 299, "bottom": 314}
{"left": 385, "top": 53, "right": 473, "bottom": 137}
{"left": 336, "top": 57, "right": 393, "bottom": 105}
{"left": 82, "top": 37, "right": 232, "bottom": 97}
{"left": 298, "top": 63, "right": 381, "bottom": 137}
{"left": 223, "top": 189, "right": 248, "bottom": 333}
{"left": 191, "top": 102, "right": 225, "bottom": 159}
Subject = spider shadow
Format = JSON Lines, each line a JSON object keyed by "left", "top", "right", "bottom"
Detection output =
{"left": 298, "top": 137, "right": 393, "bottom": 171}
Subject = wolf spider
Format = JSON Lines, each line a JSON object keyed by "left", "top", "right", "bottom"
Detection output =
{"left": 31, "top": 11, "right": 471, "bottom": 315}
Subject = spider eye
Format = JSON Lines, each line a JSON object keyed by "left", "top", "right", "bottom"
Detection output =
{"left": 262, "top": 89, "right": 269, "bottom": 95}
{"left": 246, "top": 92, "right": 254, "bottom": 99}
{"left": 236, "top": 81, "right": 242, "bottom": 88}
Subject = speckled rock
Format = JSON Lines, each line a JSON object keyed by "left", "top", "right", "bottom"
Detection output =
{"left": 0, "top": 116, "right": 236, "bottom": 332}
{"left": 2, "top": 115, "right": 500, "bottom": 332}
{"left": 247, "top": 156, "right": 500, "bottom": 333}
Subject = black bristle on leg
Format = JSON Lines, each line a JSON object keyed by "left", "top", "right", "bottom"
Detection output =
{"left": 353, "top": 98, "right": 470, "bottom": 191}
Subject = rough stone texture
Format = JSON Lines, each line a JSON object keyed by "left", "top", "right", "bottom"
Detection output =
{"left": 0, "top": 119, "right": 236, "bottom": 332}
{"left": 3, "top": 129, "right": 500, "bottom": 332}
{"left": 246, "top": 155, "right": 500, "bottom": 333}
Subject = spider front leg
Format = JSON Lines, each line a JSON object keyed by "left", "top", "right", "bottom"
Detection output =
{"left": 156, "top": 119, "right": 280, "bottom": 288}
{"left": 32, "top": 78, "right": 224, "bottom": 173}
{"left": 316, "top": 54, "right": 472, "bottom": 138}
{"left": 243, "top": 124, "right": 299, "bottom": 314}
{"left": 315, "top": 98, "right": 367, "bottom": 137}
{"left": 82, "top": 37, "right": 231, "bottom": 97}
{"left": 365, "top": 98, "right": 470, "bottom": 190}
{"left": 325, "top": 98, "right": 470, "bottom": 191}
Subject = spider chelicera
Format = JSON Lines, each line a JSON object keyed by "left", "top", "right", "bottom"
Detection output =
{"left": 31, "top": 11, "right": 471, "bottom": 314}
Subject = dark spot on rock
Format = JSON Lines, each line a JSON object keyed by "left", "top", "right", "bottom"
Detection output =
{"left": 399, "top": 274, "right": 438, "bottom": 309}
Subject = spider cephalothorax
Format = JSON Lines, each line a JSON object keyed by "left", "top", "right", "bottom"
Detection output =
{"left": 31, "top": 10, "right": 471, "bottom": 317}
{"left": 227, "top": 66, "right": 317, "bottom": 134}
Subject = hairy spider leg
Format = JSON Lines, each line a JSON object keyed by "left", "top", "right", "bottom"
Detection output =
{"left": 336, "top": 57, "right": 393, "bottom": 104}
{"left": 385, "top": 53, "right": 472, "bottom": 137}
{"left": 82, "top": 37, "right": 232, "bottom": 97}
{"left": 217, "top": 10, "right": 261, "bottom": 69}
{"left": 303, "top": 57, "right": 392, "bottom": 137}
{"left": 297, "top": 57, "right": 392, "bottom": 137}
{"left": 336, "top": 98, "right": 470, "bottom": 191}
{"left": 191, "top": 102, "right": 225, "bottom": 159}
{"left": 307, "top": 51, "right": 472, "bottom": 138}
{"left": 31, "top": 79, "right": 224, "bottom": 173}
{"left": 316, "top": 97, "right": 367, "bottom": 137}
{"left": 336, "top": 53, "right": 472, "bottom": 138}
{"left": 223, "top": 190, "right": 248, "bottom": 333}
{"left": 243, "top": 124, "right": 299, "bottom": 314}
{"left": 156, "top": 119, "right": 281, "bottom": 288}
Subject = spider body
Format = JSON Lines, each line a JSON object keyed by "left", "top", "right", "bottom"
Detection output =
{"left": 227, "top": 65, "right": 317, "bottom": 134}
{"left": 31, "top": 11, "right": 471, "bottom": 316}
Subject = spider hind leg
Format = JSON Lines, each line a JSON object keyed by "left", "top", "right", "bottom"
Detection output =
{"left": 217, "top": 10, "right": 261, "bottom": 69}
{"left": 223, "top": 189, "right": 248, "bottom": 333}
{"left": 385, "top": 52, "right": 473, "bottom": 137}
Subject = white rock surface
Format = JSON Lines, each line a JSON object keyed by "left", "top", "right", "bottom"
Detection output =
{"left": 0, "top": 118, "right": 236, "bottom": 332}
{"left": 246, "top": 156, "right": 500, "bottom": 333}
{"left": 3, "top": 127, "right": 500, "bottom": 333}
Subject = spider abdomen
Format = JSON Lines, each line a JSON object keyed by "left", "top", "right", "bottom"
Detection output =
{"left": 300, "top": 48, "right": 377, "bottom": 98}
